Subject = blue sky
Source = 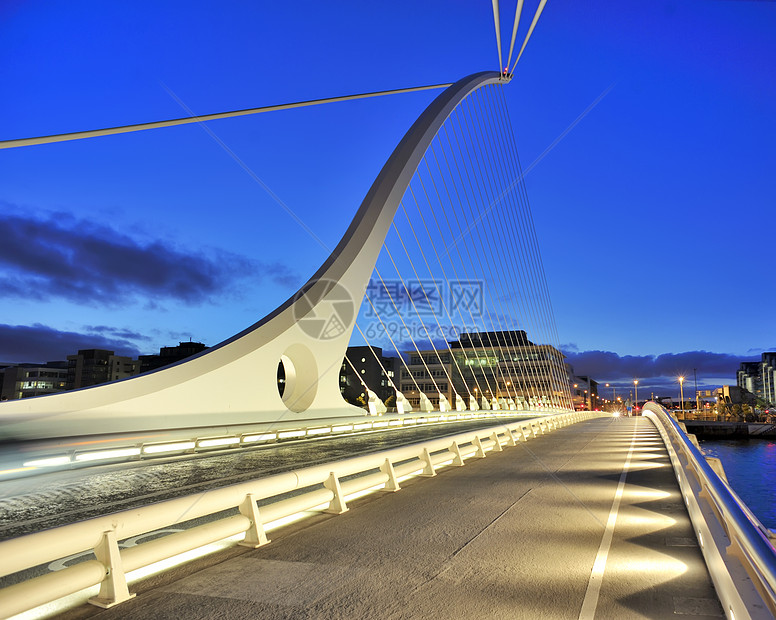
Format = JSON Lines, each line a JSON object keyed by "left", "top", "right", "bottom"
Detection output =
{"left": 1, "top": 1, "right": 774, "bottom": 396}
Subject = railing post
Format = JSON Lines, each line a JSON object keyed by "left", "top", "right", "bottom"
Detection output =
{"left": 239, "top": 494, "right": 269, "bottom": 548}
{"left": 88, "top": 529, "right": 134, "bottom": 609}
{"left": 490, "top": 432, "right": 503, "bottom": 451}
{"left": 449, "top": 441, "right": 465, "bottom": 466}
{"left": 420, "top": 448, "right": 436, "bottom": 476}
{"left": 473, "top": 436, "right": 487, "bottom": 458}
{"left": 505, "top": 429, "right": 517, "bottom": 446}
{"left": 323, "top": 472, "right": 348, "bottom": 514}
{"left": 380, "top": 458, "right": 401, "bottom": 491}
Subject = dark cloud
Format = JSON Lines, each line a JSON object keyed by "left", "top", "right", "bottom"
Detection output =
{"left": 563, "top": 347, "right": 760, "bottom": 395}
{"left": 0, "top": 323, "right": 142, "bottom": 363}
{"left": 0, "top": 208, "right": 299, "bottom": 305}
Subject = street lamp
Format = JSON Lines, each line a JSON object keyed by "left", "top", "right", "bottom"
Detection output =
{"left": 634, "top": 380, "right": 639, "bottom": 412}
{"left": 678, "top": 376, "right": 685, "bottom": 416}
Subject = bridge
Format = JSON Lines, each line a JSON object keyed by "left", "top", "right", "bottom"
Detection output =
{"left": 1, "top": 3, "right": 776, "bottom": 619}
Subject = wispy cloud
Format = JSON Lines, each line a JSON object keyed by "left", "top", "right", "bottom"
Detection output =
{"left": 83, "top": 325, "right": 153, "bottom": 341}
{"left": 0, "top": 207, "right": 299, "bottom": 305}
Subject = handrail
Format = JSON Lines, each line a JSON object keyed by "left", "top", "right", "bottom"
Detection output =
{"left": 643, "top": 402, "right": 776, "bottom": 619}
{"left": 0, "top": 411, "right": 606, "bottom": 618}
{"left": 1, "top": 409, "right": 554, "bottom": 480}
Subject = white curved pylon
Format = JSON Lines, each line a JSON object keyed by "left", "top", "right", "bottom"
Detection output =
{"left": 0, "top": 72, "right": 508, "bottom": 441}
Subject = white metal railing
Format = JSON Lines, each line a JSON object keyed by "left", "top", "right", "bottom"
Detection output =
{"left": 643, "top": 402, "right": 776, "bottom": 620}
{"left": 7, "top": 409, "right": 549, "bottom": 479}
{"left": 0, "top": 411, "right": 603, "bottom": 618}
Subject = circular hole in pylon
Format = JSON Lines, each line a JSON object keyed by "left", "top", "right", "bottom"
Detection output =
{"left": 277, "top": 359, "right": 287, "bottom": 398}
{"left": 277, "top": 346, "right": 317, "bottom": 413}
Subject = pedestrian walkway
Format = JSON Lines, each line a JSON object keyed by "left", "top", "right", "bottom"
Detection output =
{"left": 65, "top": 417, "right": 723, "bottom": 619}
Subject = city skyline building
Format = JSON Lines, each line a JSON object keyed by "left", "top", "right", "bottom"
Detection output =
{"left": 399, "top": 330, "right": 571, "bottom": 410}
{"left": 339, "top": 346, "right": 398, "bottom": 408}
{"left": 0, "top": 362, "right": 68, "bottom": 401}
{"left": 737, "top": 352, "right": 776, "bottom": 406}
{"left": 138, "top": 341, "right": 208, "bottom": 374}
{"left": 66, "top": 349, "right": 139, "bottom": 390}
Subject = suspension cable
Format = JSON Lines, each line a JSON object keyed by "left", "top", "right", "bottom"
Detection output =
{"left": 0, "top": 83, "right": 453, "bottom": 150}
{"left": 510, "top": 0, "right": 548, "bottom": 74}
{"left": 505, "top": 1, "right": 525, "bottom": 73}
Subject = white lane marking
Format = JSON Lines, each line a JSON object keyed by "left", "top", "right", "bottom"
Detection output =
{"left": 577, "top": 420, "right": 639, "bottom": 620}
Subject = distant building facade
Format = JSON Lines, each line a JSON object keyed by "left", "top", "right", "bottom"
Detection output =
{"left": 138, "top": 341, "right": 208, "bottom": 373}
{"left": 715, "top": 385, "right": 756, "bottom": 407}
{"left": 66, "top": 349, "right": 139, "bottom": 390}
{"left": 737, "top": 352, "right": 776, "bottom": 406}
{"left": 399, "top": 330, "right": 571, "bottom": 410}
{"left": 0, "top": 362, "right": 68, "bottom": 401}
{"left": 339, "top": 346, "right": 398, "bottom": 408}
{"left": 570, "top": 375, "right": 599, "bottom": 411}
{"left": 2, "top": 340, "right": 209, "bottom": 398}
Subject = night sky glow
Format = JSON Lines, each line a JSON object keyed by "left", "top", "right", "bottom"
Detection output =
{"left": 1, "top": 1, "right": 774, "bottom": 397}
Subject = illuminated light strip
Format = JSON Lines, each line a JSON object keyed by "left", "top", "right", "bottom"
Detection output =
{"left": 396, "top": 469, "right": 424, "bottom": 482}
{"left": 22, "top": 456, "right": 71, "bottom": 468}
{"left": 242, "top": 433, "right": 276, "bottom": 443}
{"left": 142, "top": 441, "right": 196, "bottom": 454}
{"left": 343, "top": 483, "right": 387, "bottom": 502}
{"left": 577, "top": 421, "right": 639, "bottom": 620}
{"left": 0, "top": 466, "right": 37, "bottom": 476}
{"left": 278, "top": 430, "right": 306, "bottom": 439}
{"left": 18, "top": 413, "right": 534, "bottom": 473}
{"left": 197, "top": 437, "right": 240, "bottom": 448}
{"left": 263, "top": 511, "right": 320, "bottom": 532}
{"left": 57, "top": 434, "right": 161, "bottom": 448}
{"left": 75, "top": 447, "right": 141, "bottom": 462}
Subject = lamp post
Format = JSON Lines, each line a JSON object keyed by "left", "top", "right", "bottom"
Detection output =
{"left": 634, "top": 380, "right": 639, "bottom": 413}
{"left": 678, "top": 376, "right": 685, "bottom": 417}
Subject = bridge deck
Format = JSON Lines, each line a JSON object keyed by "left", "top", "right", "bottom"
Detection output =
{"left": 71, "top": 417, "right": 723, "bottom": 619}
